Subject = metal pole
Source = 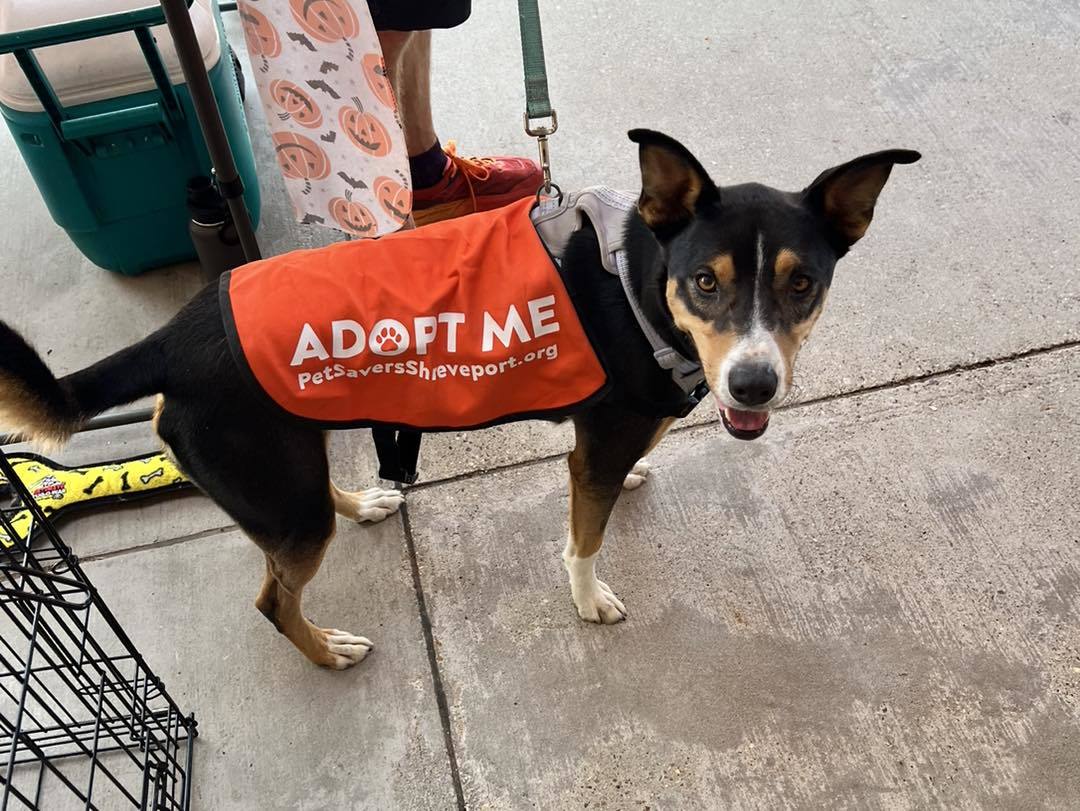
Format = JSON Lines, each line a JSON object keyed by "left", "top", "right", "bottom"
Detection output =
{"left": 0, "top": 407, "right": 156, "bottom": 447}
{"left": 158, "top": 0, "right": 261, "bottom": 262}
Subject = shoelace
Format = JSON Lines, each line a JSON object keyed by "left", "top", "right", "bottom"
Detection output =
{"left": 444, "top": 140, "right": 496, "bottom": 212}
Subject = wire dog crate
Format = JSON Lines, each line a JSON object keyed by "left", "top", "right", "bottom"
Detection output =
{"left": 0, "top": 448, "right": 196, "bottom": 810}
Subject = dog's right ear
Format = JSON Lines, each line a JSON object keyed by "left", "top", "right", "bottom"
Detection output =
{"left": 802, "top": 149, "right": 921, "bottom": 251}
{"left": 628, "top": 129, "right": 719, "bottom": 238}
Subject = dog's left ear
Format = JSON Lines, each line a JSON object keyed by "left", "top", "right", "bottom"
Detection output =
{"left": 803, "top": 149, "right": 921, "bottom": 250}
{"left": 628, "top": 129, "right": 719, "bottom": 238}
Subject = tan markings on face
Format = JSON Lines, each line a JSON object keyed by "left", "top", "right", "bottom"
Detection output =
{"left": 773, "top": 292, "right": 828, "bottom": 387}
{"left": 706, "top": 253, "right": 736, "bottom": 289}
{"left": 666, "top": 278, "right": 738, "bottom": 383}
{"left": 639, "top": 149, "right": 703, "bottom": 228}
{"left": 772, "top": 248, "right": 801, "bottom": 288}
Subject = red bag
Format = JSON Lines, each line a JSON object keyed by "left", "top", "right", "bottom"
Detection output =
{"left": 222, "top": 198, "right": 608, "bottom": 429}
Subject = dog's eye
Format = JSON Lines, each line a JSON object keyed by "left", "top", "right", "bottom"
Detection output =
{"left": 790, "top": 274, "right": 814, "bottom": 296}
{"left": 694, "top": 272, "right": 717, "bottom": 294}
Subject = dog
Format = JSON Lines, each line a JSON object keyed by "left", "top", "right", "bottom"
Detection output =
{"left": 0, "top": 130, "right": 919, "bottom": 669}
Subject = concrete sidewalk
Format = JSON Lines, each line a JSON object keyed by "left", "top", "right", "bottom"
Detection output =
{"left": 2, "top": 1, "right": 1079, "bottom": 807}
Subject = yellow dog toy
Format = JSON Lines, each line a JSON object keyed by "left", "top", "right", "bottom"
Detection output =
{"left": 0, "top": 452, "right": 190, "bottom": 549}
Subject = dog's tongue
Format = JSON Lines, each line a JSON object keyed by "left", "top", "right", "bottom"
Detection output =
{"left": 724, "top": 407, "right": 769, "bottom": 432}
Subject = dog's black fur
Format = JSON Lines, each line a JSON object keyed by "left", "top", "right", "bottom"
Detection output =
{"left": 0, "top": 131, "right": 919, "bottom": 668}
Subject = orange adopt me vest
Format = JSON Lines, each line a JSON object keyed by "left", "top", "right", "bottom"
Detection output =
{"left": 221, "top": 198, "right": 608, "bottom": 430}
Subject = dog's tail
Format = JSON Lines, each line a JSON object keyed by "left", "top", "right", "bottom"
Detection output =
{"left": 0, "top": 321, "right": 164, "bottom": 448}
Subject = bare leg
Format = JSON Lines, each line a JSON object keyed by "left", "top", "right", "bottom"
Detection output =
{"left": 376, "top": 26, "right": 542, "bottom": 227}
{"left": 377, "top": 29, "right": 437, "bottom": 156}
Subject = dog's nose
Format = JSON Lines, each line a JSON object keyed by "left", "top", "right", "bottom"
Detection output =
{"left": 728, "top": 363, "right": 778, "bottom": 406}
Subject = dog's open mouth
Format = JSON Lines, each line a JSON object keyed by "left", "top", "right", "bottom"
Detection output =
{"left": 718, "top": 405, "right": 770, "bottom": 440}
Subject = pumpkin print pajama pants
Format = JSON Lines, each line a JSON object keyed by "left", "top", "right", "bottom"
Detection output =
{"left": 236, "top": 1, "right": 470, "bottom": 238}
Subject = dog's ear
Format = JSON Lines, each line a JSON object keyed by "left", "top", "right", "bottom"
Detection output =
{"left": 628, "top": 129, "right": 719, "bottom": 237}
{"left": 803, "top": 149, "right": 921, "bottom": 250}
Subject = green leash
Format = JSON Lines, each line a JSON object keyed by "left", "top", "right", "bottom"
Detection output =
{"left": 517, "top": 0, "right": 553, "bottom": 120}
{"left": 517, "top": 0, "right": 559, "bottom": 196}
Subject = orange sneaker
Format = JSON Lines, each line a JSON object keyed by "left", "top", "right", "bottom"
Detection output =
{"left": 411, "top": 141, "right": 544, "bottom": 226}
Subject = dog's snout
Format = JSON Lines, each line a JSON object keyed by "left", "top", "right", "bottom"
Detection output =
{"left": 728, "top": 362, "right": 778, "bottom": 407}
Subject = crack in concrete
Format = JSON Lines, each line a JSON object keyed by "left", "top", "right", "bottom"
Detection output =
{"left": 404, "top": 337, "right": 1080, "bottom": 493}
{"left": 790, "top": 338, "right": 1080, "bottom": 409}
{"left": 80, "top": 523, "right": 239, "bottom": 563}
{"left": 400, "top": 502, "right": 468, "bottom": 810}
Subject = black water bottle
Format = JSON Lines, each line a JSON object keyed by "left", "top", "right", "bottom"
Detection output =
{"left": 186, "top": 176, "right": 248, "bottom": 282}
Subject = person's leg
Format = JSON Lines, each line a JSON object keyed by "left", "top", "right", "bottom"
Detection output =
{"left": 368, "top": 1, "right": 542, "bottom": 224}
{"left": 378, "top": 30, "right": 436, "bottom": 156}
{"left": 377, "top": 30, "right": 448, "bottom": 190}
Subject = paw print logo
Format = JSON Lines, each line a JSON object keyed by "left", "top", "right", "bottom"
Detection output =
{"left": 377, "top": 326, "right": 401, "bottom": 352}
{"left": 369, "top": 320, "right": 410, "bottom": 356}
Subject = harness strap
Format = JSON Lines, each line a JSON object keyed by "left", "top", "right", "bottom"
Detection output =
{"left": 534, "top": 187, "right": 708, "bottom": 403}
{"left": 614, "top": 252, "right": 706, "bottom": 397}
{"left": 533, "top": 186, "right": 635, "bottom": 273}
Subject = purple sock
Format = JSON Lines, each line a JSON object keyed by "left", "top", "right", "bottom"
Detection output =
{"left": 409, "top": 140, "right": 448, "bottom": 189}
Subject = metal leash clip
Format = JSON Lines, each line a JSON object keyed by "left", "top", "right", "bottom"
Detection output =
{"left": 525, "top": 110, "right": 562, "bottom": 203}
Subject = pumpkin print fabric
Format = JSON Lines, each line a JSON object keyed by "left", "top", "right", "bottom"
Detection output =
{"left": 238, "top": 0, "right": 411, "bottom": 237}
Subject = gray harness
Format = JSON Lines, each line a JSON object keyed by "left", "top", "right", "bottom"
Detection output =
{"left": 532, "top": 187, "right": 708, "bottom": 406}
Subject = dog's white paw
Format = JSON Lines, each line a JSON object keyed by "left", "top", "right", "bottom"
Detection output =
{"left": 564, "top": 550, "right": 627, "bottom": 624}
{"left": 573, "top": 579, "right": 627, "bottom": 624}
{"left": 353, "top": 487, "right": 404, "bottom": 523}
{"left": 322, "top": 628, "right": 374, "bottom": 669}
{"left": 622, "top": 459, "right": 650, "bottom": 490}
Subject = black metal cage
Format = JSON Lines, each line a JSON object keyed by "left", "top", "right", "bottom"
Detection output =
{"left": 0, "top": 448, "right": 196, "bottom": 810}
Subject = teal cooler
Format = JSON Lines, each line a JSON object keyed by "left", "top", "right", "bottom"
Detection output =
{"left": 0, "top": 0, "right": 260, "bottom": 275}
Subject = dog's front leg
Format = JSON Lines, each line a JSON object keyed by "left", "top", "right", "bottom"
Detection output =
{"left": 565, "top": 406, "right": 666, "bottom": 623}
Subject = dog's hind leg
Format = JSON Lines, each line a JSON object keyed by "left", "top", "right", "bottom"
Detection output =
{"left": 622, "top": 417, "right": 676, "bottom": 490}
{"left": 255, "top": 554, "right": 283, "bottom": 632}
{"left": 156, "top": 398, "right": 373, "bottom": 668}
{"left": 565, "top": 405, "right": 664, "bottom": 623}
{"left": 331, "top": 481, "right": 404, "bottom": 523}
{"left": 257, "top": 532, "right": 374, "bottom": 669}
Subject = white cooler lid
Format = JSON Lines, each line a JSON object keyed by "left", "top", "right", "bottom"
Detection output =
{"left": 0, "top": 0, "right": 220, "bottom": 112}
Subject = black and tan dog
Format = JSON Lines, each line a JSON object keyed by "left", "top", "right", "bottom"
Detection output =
{"left": 0, "top": 131, "right": 918, "bottom": 669}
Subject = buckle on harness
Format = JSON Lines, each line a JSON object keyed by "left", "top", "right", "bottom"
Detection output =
{"left": 679, "top": 381, "right": 711, "bottom": 418}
